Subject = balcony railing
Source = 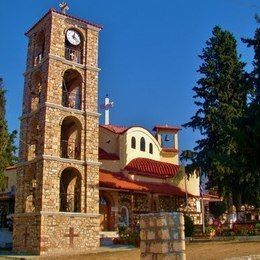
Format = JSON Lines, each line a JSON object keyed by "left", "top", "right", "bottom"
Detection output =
{"left": 62, "top": 90, "right": 81, "bottom": 110}
{"left": 65, "top": 47, "right": 83, "bottom": 64}
{"left": 60, "top": 139, "right": 80, "bottom": 159}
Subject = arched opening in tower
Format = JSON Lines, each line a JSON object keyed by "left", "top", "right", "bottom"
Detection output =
{"left": 60, "top": 116, "right": 81, "bottom": 160}
{"left": 33, "top": 30, "right": 45, "bottom": 66}
{"left": 59, "top": 167, "right": 82, "bottom": 212}
{"left": 30, "top": 71, "right": 42, "bottom": 112}
{"left": 27, "top": 117, "right": 40, "bottom": 160}
{"left": 62, "top": 69, "right": 82, "bottom": 110}
{"left": 23, "top": 165, "right": 37, "bottom": 213}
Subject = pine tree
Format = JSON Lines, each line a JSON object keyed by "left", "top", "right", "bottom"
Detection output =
{"left": 239, "top": 19, "right": 260, "bottom": 206}
{"left": 183, "top": 26, "right": 249, "bottom": 210}
{"left": 0, "top": 77, "right": 17, "bottom": 189}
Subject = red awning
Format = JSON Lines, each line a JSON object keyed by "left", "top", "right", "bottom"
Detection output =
{"left": 99, "top": 170, "right": 191, "bottom": 197}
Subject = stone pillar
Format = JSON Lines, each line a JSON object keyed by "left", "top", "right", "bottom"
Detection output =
{"left": 140, "top": 212, "right": 185, "bottom": 260}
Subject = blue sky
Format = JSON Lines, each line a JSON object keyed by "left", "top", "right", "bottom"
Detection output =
{"left": 0, "top": 0, "right": 258, "bottom": 152}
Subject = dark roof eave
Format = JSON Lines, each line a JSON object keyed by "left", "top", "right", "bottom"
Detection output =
{"left": 125, "top": 170, "right": 175, "bottom": 179}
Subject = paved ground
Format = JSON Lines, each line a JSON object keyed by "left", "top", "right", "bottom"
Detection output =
{"left": 0, "top": 241, "right": 260, "bottom": 259}
{"left": 186, "top": 241, "right": 260, "bottom": 260}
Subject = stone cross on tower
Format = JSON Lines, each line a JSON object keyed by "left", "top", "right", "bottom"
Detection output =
{"left": 59, "top": 2, "right": 69, "bottom": 14}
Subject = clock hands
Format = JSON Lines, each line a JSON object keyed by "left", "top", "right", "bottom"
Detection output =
{"left": 67, "top": 30, "right": 80, "bottom": 45}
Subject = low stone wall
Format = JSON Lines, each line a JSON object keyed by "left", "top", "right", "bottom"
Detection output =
{"left": 13, "top": 212, "right": 100, "bottom": 255}
{"left": 13, "top": 213, "right": 41, "bottom": 254}
{"left": 140, "top": 212, "right": 185, "bottom": 260}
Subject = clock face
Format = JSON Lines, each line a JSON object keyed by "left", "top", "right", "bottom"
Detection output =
{"left": 66, "top": 29, "right": 81, "bottom": 46}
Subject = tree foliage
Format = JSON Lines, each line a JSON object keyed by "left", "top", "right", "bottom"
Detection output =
{"left": 209, "top": 201, "right": 227, "bottom": 219}
{"left": 0, "top": 77, "right": 17, "bottom": 189}
{"left": 239, "top": 19, "right": 260, "bottom": 206}
{"left": 182, "top": 26, "right": 250, "bottom": 209}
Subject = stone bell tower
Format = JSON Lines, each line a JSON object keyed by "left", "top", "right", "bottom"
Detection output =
{"left": 13, "top": 6, "right": 102, "bottom": 255}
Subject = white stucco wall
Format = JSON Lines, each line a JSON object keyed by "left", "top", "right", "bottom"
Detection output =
{"left": 124, "top": 127, "right": 161, "bottom": 165}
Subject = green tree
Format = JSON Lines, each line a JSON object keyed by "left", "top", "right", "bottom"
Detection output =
{"left": 0, "top": 77, "right": 17, "bottom": 189}
{"left": 239, "top": 18, "right": 260, "bottom": 206}
{"left": 182, "top": 26, "right": 249, "bottom": 210}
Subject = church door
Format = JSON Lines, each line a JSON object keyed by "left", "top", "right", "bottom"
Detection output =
{"left": 99, "top": 196, "right": 110, "bottom": 231}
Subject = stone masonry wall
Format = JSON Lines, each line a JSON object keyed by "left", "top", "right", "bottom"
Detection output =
{"left": 13, "top": 214, "right": 41, "bottom": 254}
{"left": 13, "top": 212, "right": 100, "bottom": 255}
{"left": 140, "top": 212, "right": 185, "bottom": 260}
{"left": 40, "top": 212, "right": 100, "bottom": 255}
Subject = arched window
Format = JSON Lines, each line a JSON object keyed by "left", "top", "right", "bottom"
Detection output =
{"left": 140, "top": 137, "right": 146, "bottom": 152}
{"left": 23, "top": 167, "right": 36, "bottom": 213}
{"left": 60, "top": 168, "right": 81, "bottom": 212}
{"left": 119, "top": 206, "right": 129, "bottom": 227}
{"left": 149, "top": 143, "right": 153, "bottom": 154}
{"left": 30, "top": 71, "right": 42, "bottom": 112}
{"left": 60, "top": 116, "right": 82, "bottom": 160}
{"left": 27, "top": 118, "right": 40, "bottom": 160}
{"left": 62, "top": 69, "right": 82, "bottom": 110}
{"left": 131, "top": 137, "right": 136, "bottom": 149}
{"left": 33, "top": 30, "right": 45, "bottom": 67}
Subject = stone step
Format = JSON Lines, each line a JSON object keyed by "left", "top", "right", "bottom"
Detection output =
{"left": 100, "top": 231, "right": 118, "bottom": 246}
{"left": 100, "top": 237, "right": 114, "bottom": 246}
{"left": 100, "top": 231, "right": 118, "bottom": 238}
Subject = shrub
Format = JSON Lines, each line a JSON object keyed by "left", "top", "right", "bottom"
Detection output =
{"left": 209, "top": 201, "right": 227, "bottom": 219}
{"left": 220, "top": 229, "right": 235, "bottom": 237}
{"left": 205, "top": 226, "right": 215, "bottom": 234}
{"left": 233, "top": 223, "right": 255, "bottom": 236}
{"left": 184, "top": 215, "right": 194, "bottom": 237}
{"left": 255, "top": 223, "right": 260, "bottom": 229}
{"left": 117, "top": 226, "right": 140, "bottom": 246}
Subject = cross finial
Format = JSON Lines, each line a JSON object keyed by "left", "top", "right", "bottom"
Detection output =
{"left": 59, "top": 2, "right": 69, "bottom": 14}
{"left": 100, "top": 95, "right": 114, "bottom": 125}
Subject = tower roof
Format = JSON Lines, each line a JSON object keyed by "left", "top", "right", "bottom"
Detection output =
{"left": 153, "top": 125, "right": 181, "bottom": 132}
{"left": 25, "top": 8, "right": 103, "bottom": 36}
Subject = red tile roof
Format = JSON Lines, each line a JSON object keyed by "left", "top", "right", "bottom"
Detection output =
{"left": 100, "top": 124, "right": 129, "bottom": 134}
{"left": 153, "top": 125, "right": 181, "bottom": 132}
{"left": 124, "top": 158, "right": 179, "bottom": 179}
{"left": 99, "top": 148, "right": 119, "bottom": 160}
{"left": 25, "top": 9, "right": 102, "bottom": 36}
{"left": 99, "top": 170, "right": 190, "bottom": 197}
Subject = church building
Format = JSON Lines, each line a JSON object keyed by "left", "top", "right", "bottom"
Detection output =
{"left": 0, "top": 5, "right": 204, "bottom": 254}
{"left": 98, "top": 123, "right": 201, "bottom": 232}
